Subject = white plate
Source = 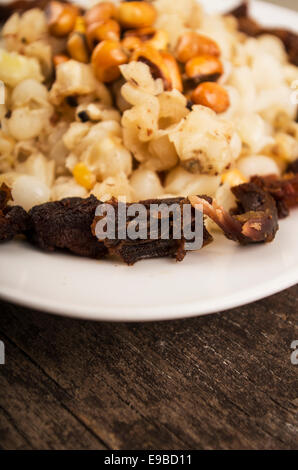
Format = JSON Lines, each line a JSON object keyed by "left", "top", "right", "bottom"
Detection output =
{"left": 0, "top": 0, "right": 297, "bottom": 321}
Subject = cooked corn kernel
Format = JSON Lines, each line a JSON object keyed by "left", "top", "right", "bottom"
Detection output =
{"left": 86, "top": 19, "right": 120, "bottom": 49}
{"left": 91, "top": 40, "right": 128, "bottom": 82}
{"left": 175, "top": 32, "right": 220, "bottom": 63}
{"left": 67, "top": 32, "right": 89, "bottom": 63}
{"left": 73, "top": 15, "right": 86, "bottom": 34}
{"left": 185, "top": 55, "right": 223, "bottom": 82}
{"left": 85, "top": 2, "right": 117, "bottom": 26}
{"left": 122, "top": 36, "right": 143, "bottom": 53}
{"left": 117, "top": 1, "right": 157, "bottom": 29}
{"left": 73, "top": 162, "right": 96, "bottom": 190}
{"left": 125, "top": 27, "right": 169, "bottom": 51}
{"left": 160, "top": 52, "right": 183, "bottom": 92}
{"left": 191, "top": 82, "right": 230, "bottom": 114}
{"left": 131, "top": 45, "right": 171, "bottom": 90}
{"left": 221, "top": 169, "right": 247, "bottom": 187}
{"left": 46, "top": 1, "right": 78, "bottom": 37}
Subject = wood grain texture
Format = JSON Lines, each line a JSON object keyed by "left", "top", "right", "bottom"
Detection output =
{"left": 0, "top": 285, "right": 297, "bottom": 450}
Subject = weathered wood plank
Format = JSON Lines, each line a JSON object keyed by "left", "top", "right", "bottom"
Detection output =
{"left": 0, "top": 335, "right": 108, "bottom": 450}
{"left": 0, "top": 285, "right": 297, "bottom": 450}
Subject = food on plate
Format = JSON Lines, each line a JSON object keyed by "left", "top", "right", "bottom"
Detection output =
{"left": 0, "top": 0, "right": 297, "bottom": 263}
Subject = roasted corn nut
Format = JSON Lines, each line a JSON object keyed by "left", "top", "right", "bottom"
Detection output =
{"left": 85, "top": 2, "right": 117, "bottom": 26}
{"left": 117, "top": 1, "right": 157, "bottom": 29}
{"left": 185, "top": 55, "right": 223, "bottom": 83}
{"left": 131, "top": 45, "right": 171, "bottom": 90}
{"left": 46, "top": 1, "right": 78, "bottom": 37}
{"left": 160, "top": 52, "right": 183, "bottom": 92}
{"left": 191, "top": 82, "right": 230, "bottom": 114}
{"left": 122, "top": 36, "right": 143, "bottom": 54}
{"left": 124, "top": 27, "right": 169, "bottom": 51}
{"left": 86, "top": 19, "right": 120, "bottom": 49}
{"left": 91, "top": 40, "right": 128, "bottom": 83}
{"left": 175, "top": 32, "right": 221, "bottom": 63}
{"left": 67, "top": 32, "right": 89, "bottom": 63}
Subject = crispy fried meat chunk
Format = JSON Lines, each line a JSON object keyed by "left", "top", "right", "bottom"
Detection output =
{"left": 92, "top": 197, "right": 213, "bottom": 265}
{"left": 28, "top": 195, "right": 108, "bottom": 259}
{"left": 229, "top": 1, "right": 298, "bottom": 66}
{"left": 250, "top": 174, "right": 298, "bottom": 218}
{"left": 0, "top": 183, "right": 31, "bottom": 242}
{"left": 189, "top": 183, "right": 279, "bottom": 244}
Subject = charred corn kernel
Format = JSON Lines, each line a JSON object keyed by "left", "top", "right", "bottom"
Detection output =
{"left": 175, "top": 32, "right": 220, "bottom": 63}
{"left": 122, "top": 36, "right": 143, "bottom": 53}
{"left": 185, "top": 55, "right": 223, "bottom": 82}
{"left": 221, "top": 169, "right": 247, "bottom": 187}
{"left": 74, "top": 16, "right": 86, "bottom": 34}
{"left": 191, "top": 82, "right": 230, "bottom": 114}
{"left": 91, "top": 40, "right": 128, "bottom": 82}
{"left": 86, "top": 19, "right": 120, "bottom": 49}
{"left": 73, "top": 163, "right": 96, "bottom": 190}
{"left": 85, "top": 2, "right": 117, "bottom": 26}
{"left": 131, "top": 44, "right": 171, "bottom": 90}
{"left": 125, "top": 28, "right": 168, "bottom": 51}
{"left": 46, "top": 1, "right": 78, "bottom": 37}
{"left": 67, "top": 32, "right": 89, "bottom": 63}
{"left": 160, "top": 52, "right": 183, "bottom": 92}
{"left": 53, "top": 54, "right": 69, "bottom": 67}
{"left": 117, "top": 1, "right": 157, "bottom": 29}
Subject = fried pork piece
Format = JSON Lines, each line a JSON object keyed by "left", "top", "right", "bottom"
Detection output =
{"left": 250, "top": 174, "right": 298, "bottom": 218}
{"left": 28, "top": 195, "right": 108, "bottom": 259}
{"left": 92, "top": 197, "right": 213, "bottom": 264}
{"left": 189, "top": 183, "right": 279, "bottom": 244}
{"left": 229, "top": 1, "right": 298, "bottom": 66}
{"left": 0, "top": 183, "right": 31, "bottom": 242}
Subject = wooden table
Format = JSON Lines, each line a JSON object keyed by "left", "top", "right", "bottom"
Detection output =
{"left": 0, "top": 285, "right": 297, "bottom": 450}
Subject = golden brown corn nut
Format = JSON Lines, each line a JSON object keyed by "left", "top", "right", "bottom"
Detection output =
{"left": 160, "top": 52, "right": 183, "bottom": 92}
{"left": 91, "top": 39, "right": 128, "bottom": 83}
{"left": 85, "top": 2, "right": 117, "bottom": 26}
{"left": 117, "top": 1, "right": 157, "bottom": 29}
{"left": 67, "top": 32, "right": 89, "bottom": 63}
{"left": 175, "top": 32, "right": 221, "bottom": 63}
{"left": 46, "top": 1, "right": 78, "bottom": 37}
{"left": 191, "top": 82, "right": 230, "bottom": 114}
{"left": 122, "top": 36, "right": 143, "bottom": 54}
{"left": 185, "top": 55, "right": 223, "bottom": 82}
{"left": 53, "top": 54, "right": 69, "bottom": 67}
{"left": 124, "top": 27, "right": 168, "bottom": 51}
{"left": 86, "top": 19, "right": 120, "bottom": 49}
{"left": 131, "top": 44, "right": 171, "bottom": 90}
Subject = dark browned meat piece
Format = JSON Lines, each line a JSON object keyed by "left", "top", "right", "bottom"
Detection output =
{"left": 0, "top": 183, "right": 31, "bottom": 242}
{"left": 189, "top": 183, "right": 279, "bottom": 244}
{"left": 92, "top": 197, "right": 213, "bottom": 264}
{"left": 28, "top": 195, "right": 108, "bottom": 259}
{"left": 250, "top": 174, "right": 298, "bottom": 218}
{"left": 228, "top": 2, "right": 298, "bottom": 66}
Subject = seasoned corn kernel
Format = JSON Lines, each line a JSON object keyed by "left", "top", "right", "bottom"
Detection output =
{"left": 191, "top": 82, "right": 230, "bottom": 114}
{"left": 122, "top": 36, "right": 143, "bottom": 53}
{"left": 131, "top": 45, "right": 171, "bottom": 90}
{"left": 85, "top": 2, "right": 117, "bottom": 26}
{"left": 67, "top": 32, "right": 89, "bottom": 63}
{"left": 46, "top": 1, "right": 78, "bottom": 37}
{"left": 160, "top": 52, "right": 183, "bottom": 92}
{"left": 117, "top": 1, "right": 157, "bottom": 29}
{"left": 185, "top": 55, "right": 223, "bottom": 82}
{"left": 73, "top": 162, "right": 96, "bottom": 190}
{"left": 91, "top": 40, "right": 128, "bottom": 82}
{"left": 175, "top": 32, "right": 220, "bottom": 63}
{"left": 86, "top": 19, "right": 120, "bottom": 49}
{"left": 221, "top": 169, "right": 247, "bottom": 187}
{"left": 125, "top": 27, "right": 169, "bottom": 51}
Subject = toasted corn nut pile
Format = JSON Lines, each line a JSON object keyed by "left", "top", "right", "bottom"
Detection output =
{"left": 46, "top": 0, "right": 228, "bottom": 113}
